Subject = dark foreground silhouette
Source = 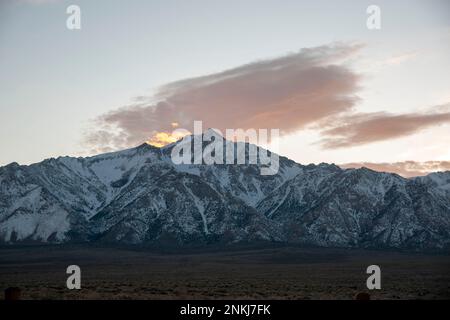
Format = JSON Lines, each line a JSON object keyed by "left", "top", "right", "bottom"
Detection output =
{"left": 0, "top": 244, "right": 449, "bottom": 300}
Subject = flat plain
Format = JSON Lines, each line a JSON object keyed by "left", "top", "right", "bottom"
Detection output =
{"left": 0, "top": 244, "right": 449, "bottom": 300}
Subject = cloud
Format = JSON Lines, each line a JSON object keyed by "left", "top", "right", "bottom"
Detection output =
{"left": 340, "top": 161, "right": 450, "bottom": 178}
{"left": 84, "top": 43, "right": 363, "bottom": 153}
{"left": 147, "top": 127, "right": 190, "bottom": 148}
{"left": 319, "top": 105, "right": 450, "bottom": 149}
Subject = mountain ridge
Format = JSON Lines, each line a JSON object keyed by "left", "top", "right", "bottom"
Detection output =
{"left": 1, "top": 133, "right": 449, "bottom": 250}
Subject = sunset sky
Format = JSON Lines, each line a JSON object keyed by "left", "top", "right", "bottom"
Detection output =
{"left": 1, "top": 0, "right": 449, "bottom": 176}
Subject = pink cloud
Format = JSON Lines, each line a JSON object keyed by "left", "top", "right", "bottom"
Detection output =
{"left": 340, "top": 161, "right": 450, "bottom": 178}
{"left": 84, "top": 43, "right": 363, "bottom": 153}
{"left": 319, "top": 106, "right": 450, "bottom": 149}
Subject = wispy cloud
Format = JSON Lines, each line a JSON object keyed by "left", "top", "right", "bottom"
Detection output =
{"left": 340, "top": 161, "right": 450, "bottom": 177}
{"left": 84, "top": 43, "right": 363, "bottom": 153}
{"left": 84, "top": 43, "right": 450, "bottom": 157}
{"left": 319, "top": 104, "right": 450, "bottom": 149}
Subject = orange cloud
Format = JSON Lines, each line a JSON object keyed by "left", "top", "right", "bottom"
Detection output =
{"left": 147, "top": 130, "right": 190, "bottom": 147}
{"left": 340, "top": 161, "right": 450, "bottom": 178}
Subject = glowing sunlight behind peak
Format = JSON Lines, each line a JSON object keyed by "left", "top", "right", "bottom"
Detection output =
{"left": 146, "top": 130, "right": 190, "bottom": 147}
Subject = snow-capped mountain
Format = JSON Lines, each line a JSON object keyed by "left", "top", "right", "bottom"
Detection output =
{"left": 1, "top": 131, "right": 449, "bottom": 249}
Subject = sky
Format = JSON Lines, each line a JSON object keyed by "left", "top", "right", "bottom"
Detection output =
{"left": 0, "top": 0, "right": 449, "bottom": 176}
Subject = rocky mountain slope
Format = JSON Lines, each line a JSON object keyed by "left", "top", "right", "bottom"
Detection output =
{"left": 1, "top": 131, "right": 449, "bottom": 249}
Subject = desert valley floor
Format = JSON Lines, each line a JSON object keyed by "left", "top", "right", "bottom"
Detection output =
{"left": 0, "top": 244, "right": 449, "bottom": 300}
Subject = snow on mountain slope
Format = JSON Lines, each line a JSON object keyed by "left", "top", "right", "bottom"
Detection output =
{"left": 414, "top": 172, "right": 450, "bottom": 197}
{"left": 0, "top": 134, "right": 449, "bottom": 249}
{"left": 257, "top": 166, "right": 450, "bottom": 249}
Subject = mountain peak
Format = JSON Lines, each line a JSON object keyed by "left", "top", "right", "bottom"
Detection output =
{"left": 203, "top": 127, "right": 223, "bottom": 136}
{"left": 1, "top": 134, "right": 450, "bottom": 250}
{"left": 138, "top": 142, "right": 159, "bottom": 151}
